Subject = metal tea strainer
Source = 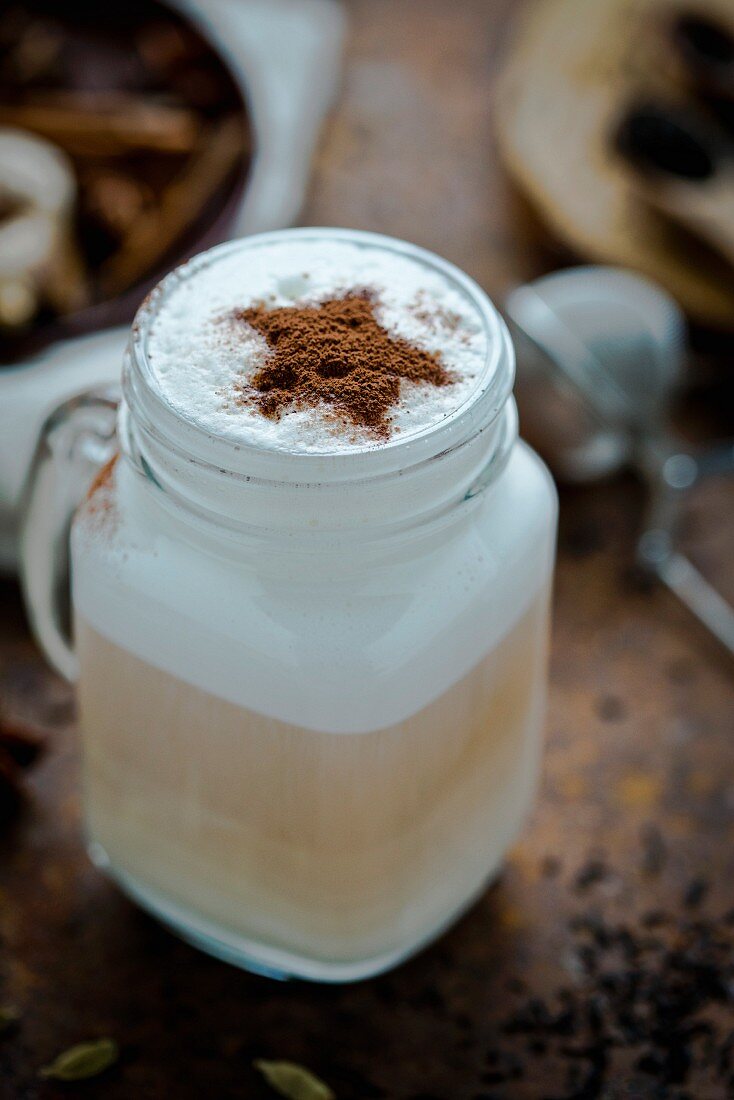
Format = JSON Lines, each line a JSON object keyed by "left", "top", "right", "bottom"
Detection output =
{"left": 506, "top": 266, "right": 734, "bottom": 656}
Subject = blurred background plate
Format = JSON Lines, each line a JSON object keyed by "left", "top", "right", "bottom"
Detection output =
{"left": 495, "top": 0, "right": 734, "bottom": 329}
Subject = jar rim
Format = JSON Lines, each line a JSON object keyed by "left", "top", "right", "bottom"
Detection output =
{"left": 124, "top": 227, "right": 514, "bottom": 486}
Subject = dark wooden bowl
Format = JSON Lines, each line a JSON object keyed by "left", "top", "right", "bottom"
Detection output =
{"left": 0, "top": 0, "right": 252, "bottom": 364}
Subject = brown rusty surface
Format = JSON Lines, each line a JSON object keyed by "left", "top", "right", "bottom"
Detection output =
{"left": 1, "top": 2, "right": 733, "bottom": 1097}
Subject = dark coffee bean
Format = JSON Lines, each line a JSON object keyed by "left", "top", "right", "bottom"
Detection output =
{"left": 675, "top": 14, "right": 734, "bottom": 68}
{"left": 615, "top": 104, "right": 716, "bottom": 180}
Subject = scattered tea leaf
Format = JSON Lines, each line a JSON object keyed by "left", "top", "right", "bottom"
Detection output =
{"left": 40, "top": 1038, "right": 119, "bottom": 1081}
{"left": 0, "top": 1005, "right": 19, "bottom": 1033}
{"left": 254, "top": 1059, "right": 335, "bottom": 1100}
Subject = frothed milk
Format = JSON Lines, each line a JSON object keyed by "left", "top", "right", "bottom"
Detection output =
{"left": 72, "top": 230, "right": 556, "bottom": 980}
{"left": 145, "top": 237, "right": 489, "bottom": 451}
{"left": 78, "top": 596, "right": 548, "bottom": 974}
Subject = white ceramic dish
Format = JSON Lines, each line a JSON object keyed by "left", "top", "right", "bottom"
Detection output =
{"left": 0, "top": 0, "right": 346, "bottom": 571}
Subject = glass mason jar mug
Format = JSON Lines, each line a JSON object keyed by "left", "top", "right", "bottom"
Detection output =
{"left": 21, "top": 229, "right": 557, "bottom": 982}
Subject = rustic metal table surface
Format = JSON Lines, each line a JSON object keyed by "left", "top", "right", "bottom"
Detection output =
{"left": 1, "top": 2, "right": 733, "bottom": 1098}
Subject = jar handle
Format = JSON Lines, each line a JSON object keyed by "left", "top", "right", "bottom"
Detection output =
{"left": 19, "top": 387, "right": 120, "bottom": 682}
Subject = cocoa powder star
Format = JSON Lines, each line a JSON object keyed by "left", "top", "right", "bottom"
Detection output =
{"left": 231, "top": 291, "right": 454, "bottom": 437}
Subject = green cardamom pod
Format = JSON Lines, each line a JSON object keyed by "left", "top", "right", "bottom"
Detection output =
{"left": 254, "top": 1059, "right": 335, "bottom": 1100}
{"left": 40, "top": 1037, "right": 119, "bottom": 1081}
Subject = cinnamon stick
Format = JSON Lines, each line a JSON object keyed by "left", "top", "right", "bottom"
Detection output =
{"left": 0, "top": 92, "right": 201, "bottom": 155}
{"left": 99, "top": 114, "right": 246, "bottom": 296}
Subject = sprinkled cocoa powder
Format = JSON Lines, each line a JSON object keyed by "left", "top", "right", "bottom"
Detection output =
{"left": 80, "top": 454, "right": 119, "bottom": 535}
{"left": 408, "top": 289, "right": 465, "bottom": 336}
{"left": 85, "top": 454, "right": 119, "bottom": 504}
{"left": 231, "top": 291, "right": 454, "bottom": 438}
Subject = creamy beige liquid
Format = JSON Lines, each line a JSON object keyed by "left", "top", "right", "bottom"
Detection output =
{"left": 76, "top": 594, "right": 549, "bottom": 972}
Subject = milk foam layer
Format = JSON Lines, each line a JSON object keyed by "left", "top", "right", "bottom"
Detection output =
{"left": 145, "top": 237, "right": 489, "bottom": 453}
